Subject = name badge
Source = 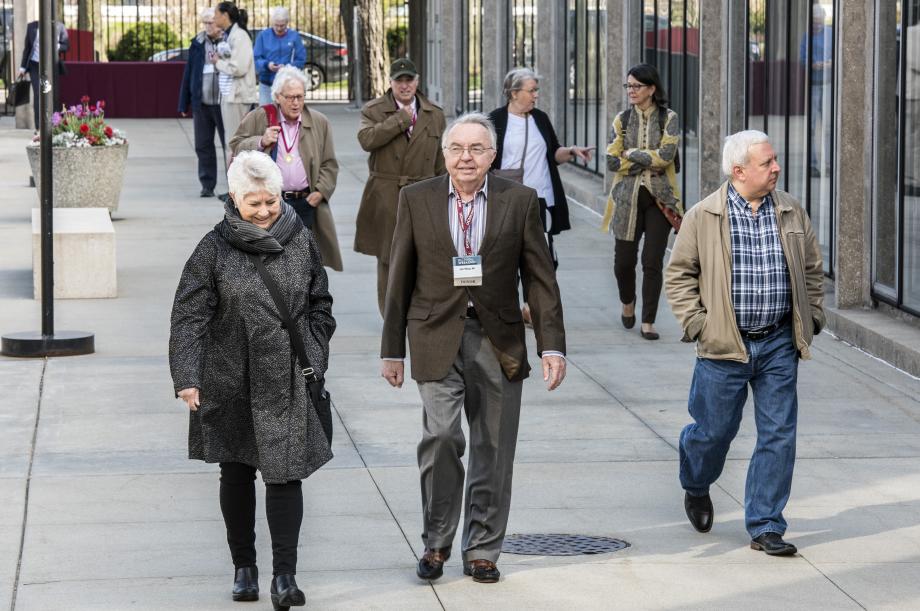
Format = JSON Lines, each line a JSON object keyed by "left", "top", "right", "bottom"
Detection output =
{"left": 453, "top": 255, "right": 482, "bottom": 286}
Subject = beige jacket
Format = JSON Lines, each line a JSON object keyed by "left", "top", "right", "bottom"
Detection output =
{"left": 215, "top": 23, "right": 258, "bottom": 104}
{"left": 230, "top": 106, "right": 343, "bottom": 271}
{"left": 664, "top": 181, "right": 825, "bottom": 362}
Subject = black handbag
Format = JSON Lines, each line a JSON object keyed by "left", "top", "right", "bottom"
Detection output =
{"left": 247, "top": 253, "right": 333, "bottom": 444}
{"left": 12, "top": 79, "right": 30, "bottom": 107}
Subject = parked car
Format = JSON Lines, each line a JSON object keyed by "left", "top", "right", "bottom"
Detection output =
{"left": 150, "top": 29, "right": 347, "bottom": 91}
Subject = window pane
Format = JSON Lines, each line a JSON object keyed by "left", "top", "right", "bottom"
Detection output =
{"left": 765, "top": 0, "right": 787, "bottom": 181}
{"left": 805, "top": 1, "right": 834, "bottom": 266}
{"left": 684, "top": 0, "right": 701, "bottom": 205}
{"left": 873, "top": 0, "right": 899, "bottom": 293}
{"left": 906, "top": 2, "right": 920, "bottom": 307}
{"left": 786, "top": 0, "right": 809, "bottom": 209}
{"left": 643, "top": 0, "right": 657, "bottom": 66}
{"left": 748, "top": 0, "right": 767, "bottom": 131}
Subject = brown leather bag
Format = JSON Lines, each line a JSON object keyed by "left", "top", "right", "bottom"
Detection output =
{"left": 656, "top": 200, "right": 682, "bottom": 234}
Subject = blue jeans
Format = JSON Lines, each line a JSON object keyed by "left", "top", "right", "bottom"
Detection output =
{"left": 679, "top": 324, "right": 799, "bottom": 538}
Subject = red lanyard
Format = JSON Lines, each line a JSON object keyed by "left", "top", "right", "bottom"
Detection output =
{"left": 455, "top": 187, "right": 476, "bottom": 256}
{"left": 279, "top": 120, "right": 298, "bottom": 159}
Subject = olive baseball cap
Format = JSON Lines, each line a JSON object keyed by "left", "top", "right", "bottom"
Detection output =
{"left": 390, "top": 58, "right": 418, "bottom": 79}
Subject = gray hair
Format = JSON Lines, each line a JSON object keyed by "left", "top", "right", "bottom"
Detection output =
{"left": 271, "top": 65, "right": 309, "bottom": 100}
{"left": 270, "top": 6, "right": 290, "bottom": 23}
{"left": 722, "top": 130, "right": 771, "bottom": 176}
{"left": 227, "top": 150, "right": 282, "bottom": 199}
{"left": 199, "top": 7, "right": 215, "bottom": 20}
{"left": 502, "top": 67, "right": 540, "bottom": 101}
{"left": 442, "top": 112, "right": 498, "bottom": 150}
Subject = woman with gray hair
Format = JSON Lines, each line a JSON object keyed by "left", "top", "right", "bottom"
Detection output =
{"left": 170, "top": 150, "right": 335, "bottom": 609}
{"left": 253, "top": 6, "right": 307, "bottom": 105}
{"left": 488, "top": 67, "right": 593, "bottom": 322}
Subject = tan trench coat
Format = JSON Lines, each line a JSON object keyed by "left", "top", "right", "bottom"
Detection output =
{"left": 354, "top": 90, "right": 446, "bottom": 262}
{"left": 665, "top": 181, "right": 825, "bottom": 362}
{"left": 230, "top": 106, "right": 343, "bottom": 271}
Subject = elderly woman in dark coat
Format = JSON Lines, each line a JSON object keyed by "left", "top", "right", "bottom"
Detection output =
{"left": 169, "top": 150, "right": 334, "bottom": 609}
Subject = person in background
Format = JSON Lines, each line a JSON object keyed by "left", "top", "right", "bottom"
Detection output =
{"left": 254, "top": 7, "right": 307, "bottom": 106}
{"left": 212, "top": 1, "right": 258, "bottom": 156}
{"left": 230, "top": 66, "right": 343, "bottom": 272}
{"left": 603, "top": 63, "right": 682, "bottom": 341}
{"left": 18, "top": 19, "right": 69, "bottom": 131}
{"left": 488, "top": 67, "right": 593, "bottom": 323}
{"left": 178, "top": 8, "right": 226, "bottom": 198}
{"left": 355, "top": 58, "right": 447, "bottom": 316}
{"left": 170, "top": 150, "right": 335, "bottom": 608}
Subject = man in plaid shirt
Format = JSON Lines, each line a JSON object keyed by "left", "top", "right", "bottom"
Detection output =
{"left": 665, "top": 130, "right": 825, "bottom": 557}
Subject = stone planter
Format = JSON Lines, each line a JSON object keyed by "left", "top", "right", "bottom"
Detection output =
{"left": 26, "top": 143, "right": 129, "bottom": 214}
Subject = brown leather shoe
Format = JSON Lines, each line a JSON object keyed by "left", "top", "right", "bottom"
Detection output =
{"left": 463, "top": 559, "right": 500, "bottom": 583}
{"left": 417, "top": 547, "right": 450, "bottom": 580}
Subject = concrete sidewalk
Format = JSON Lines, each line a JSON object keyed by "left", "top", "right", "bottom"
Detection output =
{"left": 2, "top": 107, "right": 920, "bottom": 610}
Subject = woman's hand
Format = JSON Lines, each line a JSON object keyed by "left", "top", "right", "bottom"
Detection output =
{"left": 178, "top": 387, "right": 200, "bottom": 411}
{"left": 571, "top": 146, "right": 595, "bottom": 163}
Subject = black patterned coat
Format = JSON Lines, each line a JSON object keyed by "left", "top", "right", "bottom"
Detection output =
{"left": 169, "top": 226, "right": 335, "bottom": 483}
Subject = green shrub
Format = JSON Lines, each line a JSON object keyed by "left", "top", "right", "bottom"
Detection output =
{"left": 108, "top": 23, "right": 180, "bottom": 61}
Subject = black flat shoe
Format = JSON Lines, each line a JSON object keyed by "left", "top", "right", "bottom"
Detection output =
{"left": 463, "top": 559, "right": 500, "bottom": 583}
{"left": 270, "top": 574, "right": 305, "bottom": 610}
{"left": 684, "top": 492, "right": 713, "bottom": 533}
{"left": 200, "top": 188, "right": 215, "bottom": 198}
{"left": 621, "top": 301, "right": 636, "bottom": 329}
{"left": 640, "top": 330, "right": 660, "bottom": 340}
{"left": 750, "top": 532, "right": 797, "bottom": 556}
{"left": 416, "top": 547, "right": 450, "bottom": 581}
{"left": 232, "top": 566, "right": 258, "bottom": 601}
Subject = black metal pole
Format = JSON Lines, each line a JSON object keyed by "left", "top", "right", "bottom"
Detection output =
{"left": 0, "top": 0, "right": 95, "bottom": 358}
{"left": 40, "top": 0, "right": 54, "bottom": 336}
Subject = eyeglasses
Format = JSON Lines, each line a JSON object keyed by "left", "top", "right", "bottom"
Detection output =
{"left": 279, "top": 94, "right": 305, "bottom": 102}
{"left": 519, "top": 87, "right": 539, "bottom": 94}
{"left": 443, "top": 144, "right": 493, "bottom": 156}
{"left": 623, "top": 83, "right": 648, "bottom": 91}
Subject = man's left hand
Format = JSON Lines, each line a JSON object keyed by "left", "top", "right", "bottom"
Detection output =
{"left": 542, "top": 355, "right": 566, "bottom": 391}
{"left": 306, "top": 192, "right": 324, "bottom": 207}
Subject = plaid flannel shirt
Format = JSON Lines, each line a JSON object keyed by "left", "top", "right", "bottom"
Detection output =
{"left": 727, "top": 183, "right": 792, "bottom": 331}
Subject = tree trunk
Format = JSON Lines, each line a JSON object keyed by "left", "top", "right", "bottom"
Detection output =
{"left": 340, "top": 0, "right": 389, "bottom": 101}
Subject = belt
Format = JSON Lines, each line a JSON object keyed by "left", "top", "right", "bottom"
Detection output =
{"left": 739, "top": 315, "right": 790, "bottom": 340}
{"left": 465, "top": 306, "right": 478, "bottom": 319}
{"left": 281, "top": 190, "right": 310, "bottom": 200}
{"left": 369, "top": 171, "right": 427, "bottom": 187}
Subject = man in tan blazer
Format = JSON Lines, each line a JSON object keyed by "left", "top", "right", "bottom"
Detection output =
{"left": 355, "top": 58, "right": 447, "bottom": 315}
{"left": 230, "top": 66, "right": 343, "bottom": 271}
{"left": 380, "top": 113, "right": 566, "bottom": 584}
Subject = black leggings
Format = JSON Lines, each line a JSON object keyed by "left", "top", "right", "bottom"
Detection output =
{"left": 613, "top": 186, "right": 672, "bottom": 324}
{"left": 219, "top": 462, "right": 303, "bottom": 575}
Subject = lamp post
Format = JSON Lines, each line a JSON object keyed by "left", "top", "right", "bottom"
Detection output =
{"left": 1, "top": 0, "right": 94, "bottom": 357}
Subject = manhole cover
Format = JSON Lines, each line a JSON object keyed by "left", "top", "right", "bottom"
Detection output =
{"left": 502, "top": 533, "right": 630, "bottom": 556}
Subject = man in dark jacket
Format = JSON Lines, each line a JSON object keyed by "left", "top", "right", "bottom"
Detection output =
{"left": 178, "top": 8, "right": 226, "bottom": 197}
{"left": 18, "top": 20, "right": 69, "bottom": 130}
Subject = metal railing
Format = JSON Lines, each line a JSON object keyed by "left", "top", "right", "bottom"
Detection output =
{"left": 508, "top": 0, "right": 536, "bottom": 70}
{"left": 564, "top": 0, "right": 606, "bottom": 175}
{"left": 1, "top": 0, "right": 14, "bottom": 114}
{"left": 461, "top": 0, "right": 483, "bottom": 112}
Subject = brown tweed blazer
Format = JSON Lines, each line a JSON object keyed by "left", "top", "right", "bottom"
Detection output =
{"left": 380, "top": 174, "right": 566, "bottom": 382}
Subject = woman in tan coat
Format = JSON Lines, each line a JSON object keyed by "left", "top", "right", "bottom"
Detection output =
{"left": 212, "top": 2, "right": 258, "bottom": 147}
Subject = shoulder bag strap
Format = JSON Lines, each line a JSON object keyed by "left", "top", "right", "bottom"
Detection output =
{"left": 519, "top": 113, "right": 529, "bottom": 170}
{"left": 247, "top": 253, "right": 318, "bottom": 381}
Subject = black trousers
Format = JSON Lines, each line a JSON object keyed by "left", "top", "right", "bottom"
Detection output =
{"left": 538, "top": 198, "right": 558, "bottom": 270}
{"left": 219, "top": 462, "right": 303, "bottom": 575}
{"left": 285, "top": 196, "right": 316, "bottom": 229}
{"left": 27, "top": 61, "right": 62, "bottom": 130}
{"left": 613, "top": 186, "right": 672, "bottom": 324}
{"left": 192, "top": 103, "right": 225, "bottom": 191}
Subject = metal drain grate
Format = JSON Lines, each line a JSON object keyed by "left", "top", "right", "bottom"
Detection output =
{"left": 502, "top": 533, "right": 630, "bottom": 556}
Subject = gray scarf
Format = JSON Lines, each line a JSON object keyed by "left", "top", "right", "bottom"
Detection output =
{"left": 216, "top": 199, "right": 302, "bottom": 254}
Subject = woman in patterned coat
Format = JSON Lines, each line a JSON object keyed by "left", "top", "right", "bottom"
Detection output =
{"left": 603, "top": 63, "right": 683, "bottom": 341}
{"left": 169, "top": 150, "right": 334, "bottom": 609}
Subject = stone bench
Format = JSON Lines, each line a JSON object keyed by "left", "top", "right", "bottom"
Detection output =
{"left": 32, "top": 208, "right": 117, "bottom": 299}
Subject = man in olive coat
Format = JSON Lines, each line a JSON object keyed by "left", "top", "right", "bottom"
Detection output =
{"left": 355, "top": 58, "right": 447, "bottom": 314}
